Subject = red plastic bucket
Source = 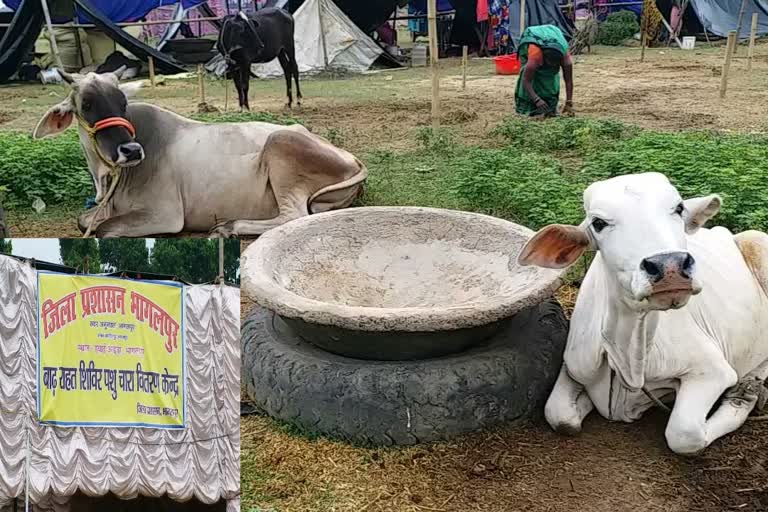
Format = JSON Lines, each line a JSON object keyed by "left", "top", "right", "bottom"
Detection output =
{"left": 493, "top": 53, "right": 521, "bottom": 75}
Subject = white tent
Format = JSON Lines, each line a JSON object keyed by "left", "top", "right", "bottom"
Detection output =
{"left": 251, "top": 0, "right": 383, "bottom": 77}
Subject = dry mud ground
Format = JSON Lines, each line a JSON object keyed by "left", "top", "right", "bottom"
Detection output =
{"left": 239, "top": 235, "right": 768, "bottom": 512}
{"left": 3, "top": 43, "right": 768, "bottom": 511}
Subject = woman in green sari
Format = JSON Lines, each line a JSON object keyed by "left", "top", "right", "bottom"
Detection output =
{"left": 514, "top": 25, "right": 575, "bottom": 117}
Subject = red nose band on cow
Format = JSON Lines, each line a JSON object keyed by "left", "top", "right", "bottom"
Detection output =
{"left": 91, "top": 117, "right": 136, "bottom": 138}
{"left": 76, "top": 115, "right": 137, "bottom": 167}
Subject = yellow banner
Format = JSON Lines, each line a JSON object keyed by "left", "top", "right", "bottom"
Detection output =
{"left": 37, "top": 273, "right": 185, "bottom": 428}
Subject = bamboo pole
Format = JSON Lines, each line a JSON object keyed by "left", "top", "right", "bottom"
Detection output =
{"left": 734, "top": 0, "right": 748, "bottom": 54}
{"left": 520, "top": 0, "right": 527, "bottom": 36}
{"left": 40, "top": 0, "right": 64, "bottom": 70}
{"left": 461, "top": 45, "right": 468, "bottom": 90}
{"left": 218, "top": 238, "right": 224, "bottom": 283}
{"left": 720, "top": 31, "right": 737, "bottom": 98}
{"left": 659, "top": 15, "right": 684, "bottom": 48}
{"left": 148, "top": 56, "right": 156, "bottom": 91}
{"left": 747, "top": 13, "right": 758, "bottom": 71}
{"left": 224, "top": 81, "right": 229, "bottom": 111}
{"left": 640, "top": 2, "right": 647, "bottom": 62}
{"left": 197, "top": 64, "right": 206, "bottom": 104}
{"left": 318, "top": 0, "right": 329, "bottom": 69}
{"left": 427, "top": 0, "right": 440, "bottom": 128}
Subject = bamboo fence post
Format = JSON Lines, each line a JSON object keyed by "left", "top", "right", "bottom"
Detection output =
{"left": 197, "top": 64, "right": 206, "bottom": 104}
{"left": 720, "top": 31, "right": 737, "bottom": 98}
{"left": 520, "top": 0, "right": 526, "bottom": 36}
{"left": 148, "top": 56, "right": 156, "bottom": 92}
{"left": 427, "top": 0, "right": 440, "bottom": 128}
{"left": 734, "top": 0, "right": 748, "bottom": 54}
{"left": 747, "top": 13, "right": 758, "bottom": 71}
{"left": 461, "top": 45, "right": 468, "bottom": 90}
{"left": 640, "top": 4, "right": 647, "bottom": 62}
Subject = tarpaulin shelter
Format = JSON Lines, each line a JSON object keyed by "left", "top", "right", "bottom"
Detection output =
{"left": 284, "top": 0, "right": 403, "bottom": 33}
{"left": 0, "top": 255, "right": 240, "bottom": 512}
{"left": 657, "top": 0, "right": 768, "bottom": 37}
{"left": 3, "top": 0, "right": 208, "bottom": 22}
{"left": 253, "top": 0, "right": 383, "bottom": 77}
{"left": 0, "top": 0, "right": 191, "bottom": 82}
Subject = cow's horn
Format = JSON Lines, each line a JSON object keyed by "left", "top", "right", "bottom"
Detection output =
{"left": 113, "top": 65, "right": 128, "bottom": 80}
{"left": 59, "top": 69, "right": 75, "bottom": 84}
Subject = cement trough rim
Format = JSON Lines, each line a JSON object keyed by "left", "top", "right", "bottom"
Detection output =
{"left": 242, "top": 206, "right": 564, "bottom": 332}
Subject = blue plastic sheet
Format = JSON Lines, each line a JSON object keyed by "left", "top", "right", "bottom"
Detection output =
{"left": 4, "top": 0, "right": 208, "bottom": 22}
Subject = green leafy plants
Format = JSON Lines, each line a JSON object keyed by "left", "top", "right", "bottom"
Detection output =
{"left": 449, "top": 149, "right": 583, "bottom": 229}
{"left": 493, "top": 116, "right": 633, "bottom": 154}
{"left": 0, "top": 131, "right": 91, "bottom": 207}
{"left": 596, "top": 11, "right": 640, "bottom": 46}
{"left": 580, "top": 131, "right": 768, "bottom": 233}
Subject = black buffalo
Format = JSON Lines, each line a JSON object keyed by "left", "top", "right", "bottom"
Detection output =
{"left": 216, "top": 8, "right": 302, "bottom": 110}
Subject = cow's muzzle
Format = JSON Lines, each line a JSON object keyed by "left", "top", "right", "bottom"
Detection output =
{"left": 116, "top": 142, "right": 145, "bottom": 167}
{"left": 638, "top": 251, "right": 700, "bottom": 309}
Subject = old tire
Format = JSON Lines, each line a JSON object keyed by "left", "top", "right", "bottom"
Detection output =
{"left": 241, "top": 299, "right": 568, "bottom": 446}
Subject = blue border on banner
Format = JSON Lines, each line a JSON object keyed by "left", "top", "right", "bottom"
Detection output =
{"left": 36, "top": 271, "right": 187, "bottom": 430}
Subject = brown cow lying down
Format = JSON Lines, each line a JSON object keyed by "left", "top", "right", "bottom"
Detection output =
{"left": 32, "top": 68, "right": 367, "bottom": 238}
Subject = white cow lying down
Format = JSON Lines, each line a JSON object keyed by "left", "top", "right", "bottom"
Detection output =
{"left": 519, "top": 172, "right": 768, "bottom": 455}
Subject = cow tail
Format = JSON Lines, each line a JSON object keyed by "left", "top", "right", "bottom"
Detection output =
{"left": 307, "top": 157, "right": 369, "bottom": 211}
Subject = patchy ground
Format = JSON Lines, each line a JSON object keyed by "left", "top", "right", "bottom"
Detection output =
{"left": 241, "top": 411, "right": 768, "bottom": 512}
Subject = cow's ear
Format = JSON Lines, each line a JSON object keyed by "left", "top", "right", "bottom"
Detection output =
{"left": 518, "top": 224, "right": 591, "bottom": 269}
{"left": 684, "top": 194, "right": 721, "bottom": 234}
{"left": 119, "top": 80, "right": 144, "bottom": 98}
{"left": 32, "top": 99, "right": 74, "bottom": 139}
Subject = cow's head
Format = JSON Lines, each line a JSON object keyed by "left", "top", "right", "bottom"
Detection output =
{"left": 32, "top": 68, "right": 145, "bottom": 168}
{"left": 223, "top": 12, "right": 265, "bottom": 54}
{"left": 519, "top": 173, "right": 721, "bottom": 312}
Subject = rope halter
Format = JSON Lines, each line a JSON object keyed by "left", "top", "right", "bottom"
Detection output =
{"left": 76, "top": 115, "right": 137, "bottom": 238}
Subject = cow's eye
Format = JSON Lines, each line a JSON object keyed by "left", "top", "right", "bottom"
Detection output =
{"left": 675, "top": 202, "right": 684, "bottom": 216}
{"left": 81, "top": 101, "right": 91, "bottom": 112}
{"left": 591, "top": 218, "right": 608, "bottom": 233}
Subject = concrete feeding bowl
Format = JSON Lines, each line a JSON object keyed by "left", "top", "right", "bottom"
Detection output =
{"left": 242, "top": 207, "right": 563, "bottom": 361}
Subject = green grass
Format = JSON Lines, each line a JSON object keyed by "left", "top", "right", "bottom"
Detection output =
{"left": 363, "top": 119, "right": 768, "bottom": 234}
{"left": 4, "top": 113, "right": 768, "bottom": 237}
